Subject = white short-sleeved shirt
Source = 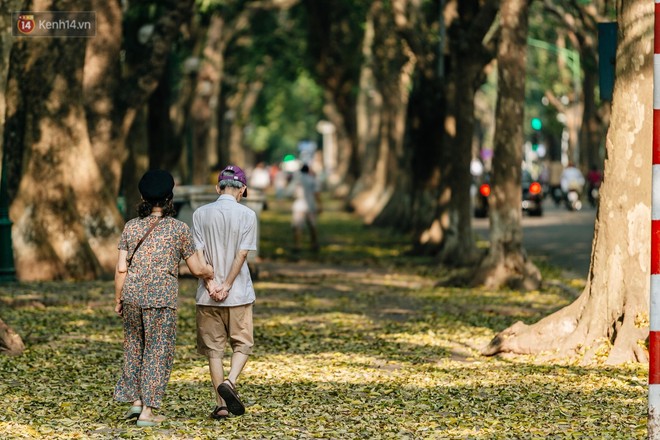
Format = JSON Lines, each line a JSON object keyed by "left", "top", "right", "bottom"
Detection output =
{"left": 292, "top": 172, "right": 320, "bottom": 213}
{"left": 560, "top": 167, "right": 585, "bottom": 193}
{"left": 192, "top": 194, "right": 257, "bottom": 307}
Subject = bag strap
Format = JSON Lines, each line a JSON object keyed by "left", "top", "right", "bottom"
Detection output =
{"left": 127, "top": 217, "right": 162, "bottom": 267}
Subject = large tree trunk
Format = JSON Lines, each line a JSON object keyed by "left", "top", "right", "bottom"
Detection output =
{"left": 0, "top": 1, "right": 27, "bottom": 352}
{"left": 86, "top": 0, "right": 192, "bottom": 222}
{"left": 303, "top": 0, "right": 365, "bottom": 196}
{"left": 147, "top": 60, "right": 183, "bottom": 173}
{"left": 189, "top": 12, "right": 225, "bottom": 184}
{"left": 580, "top": 68, "right": 605, "bottom": 169}
{"left": 225, "top": 68, "right": 266, "bottom": 168}
{"left": 4, "top": 0, "right": 194, "bottom": 277}
{"left": 87, "top": 0, "right": 194, "bottom": 195}
{"left": 6, "top": 18, "right": 122, "bottom": 279}
{"left": 83, "top": 0, "right": 124, "bottom": 193}
{"left": 482, "top": 0, "right": 651, "bottom": 364}
{"left": 473, "top": 0, "right": 541, "bottom": 290}
{"left": 411, "top": 0, "right": 497, "bottom": 265}
{"left": 350, "top": 0, "right": 411, "bottom": 225}
{"left": 0, "top": 0, "right": 22, "bottom": 170}
{"left": 370, "top": 0, "right": 435, "bottom": 232}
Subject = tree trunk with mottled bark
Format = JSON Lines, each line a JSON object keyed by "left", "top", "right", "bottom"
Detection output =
{"left": 473, "top": 0, "right": 541, "bottom": 290}
{"left": 303, "top": 0, "right": 365, "bottom": 196}
{"left": 225, "top": 70, "right": 266, "bottom": 169}
{"left": 6, "top": 30, "right": 122, "bottom": 279}
{"left": 482, "top": 0, "right": 651, "bottom": 365}
{"left": 0, "top": 0, "right": 24, "bottom": 354}
{"left": 412, "top": 0, "right": 497, "bottom": 265}
{"left": 4, "top": 0, "right": 194, "bottom": 278}
{"left": 350, "top": 0, "right": 412, "bottom": 225}
{"left": 83, "top": 0, "right": 124, "bottom": 193}
{"left": 0, "top": 0, "right": 22, "bottom": 171}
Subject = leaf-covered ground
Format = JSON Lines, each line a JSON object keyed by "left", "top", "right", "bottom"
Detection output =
{"left": 0, "top": 197, "right": 647, "bottom": 439}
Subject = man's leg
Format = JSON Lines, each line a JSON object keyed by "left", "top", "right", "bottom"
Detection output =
{"left": 227, "top": 352, "right": 249, "bottom": 384}
{"left": 226, "top": 304, "right": 253, "bottom": 384}
{"left": 217, "top": 305, "right": 253, "bottom": 416}
{"left": 293, "top": 226, "right": 302, "bottom": 251}
{"left": 209, "top": 357, "right": 226, "bottom": 406}
{"left": 197, "top": 306, "right": 230, "bottom": 416}
{"left": 306, "top": 214, "right": 319, "bottom": 252}
{"left": 217, "top": 351, "right": 249, "bottom": 416}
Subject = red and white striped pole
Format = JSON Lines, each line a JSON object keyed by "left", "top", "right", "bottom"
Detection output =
{"left": 651, "top": 1, "right": 660, "bottom": 436}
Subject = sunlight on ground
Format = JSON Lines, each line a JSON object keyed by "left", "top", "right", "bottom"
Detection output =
{"left": 0, "top": 197, "right": 647, "bottom": 439}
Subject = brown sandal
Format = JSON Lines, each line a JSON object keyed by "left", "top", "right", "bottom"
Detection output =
{"left": 217, "top": 379, "right": 245, "bottom": 416}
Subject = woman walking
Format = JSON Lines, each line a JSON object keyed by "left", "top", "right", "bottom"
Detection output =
{"left": 113, "top": 169, "right": 214, "bottom": 426}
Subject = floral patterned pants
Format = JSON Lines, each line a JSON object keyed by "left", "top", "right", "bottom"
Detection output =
{"left": 114, "top": 304, "right": 177, "bottom": 408}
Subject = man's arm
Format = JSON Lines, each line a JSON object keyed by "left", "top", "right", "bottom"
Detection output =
{"left": 216, "top": 249, "right": 249, "bottom": 301}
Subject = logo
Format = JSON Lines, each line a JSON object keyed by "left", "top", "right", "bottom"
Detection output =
{"left": 16, "top": 14, "right": 35, "bottom": 35}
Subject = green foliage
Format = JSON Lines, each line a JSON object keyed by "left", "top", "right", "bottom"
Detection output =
{"left": 195, "top": 2, "right": 325, "bottom": 164}
{"left": 525, "top": 1, "right": 586, "bottom": 142}
{"left": 0, "top": 197, "right": 646, "bottom": 438}
{"left": 248, "top": 71, "right": 324, "bottom": 162}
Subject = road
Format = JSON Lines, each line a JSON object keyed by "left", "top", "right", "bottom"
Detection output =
{"left": 472, "top": 201, "right": 597, "bottom": 279}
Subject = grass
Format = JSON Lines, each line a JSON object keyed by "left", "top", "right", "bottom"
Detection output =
{"left": 0, "top": 195, "right": 646, "bottom": 439}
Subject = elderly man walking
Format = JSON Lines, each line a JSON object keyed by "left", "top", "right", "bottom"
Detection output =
{"left": 192, "top": 165, "right": 257, "bottom": 419}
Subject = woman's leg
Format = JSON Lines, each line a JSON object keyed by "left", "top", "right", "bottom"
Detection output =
{"left": 114, "top": 303, "right": 145, "bottom": 403}
{"left": 138, "top": 307, "right": 177, "bottom": 413}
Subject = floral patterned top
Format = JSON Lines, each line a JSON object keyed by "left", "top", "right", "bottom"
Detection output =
{"left": 118, "top": 215, "right": 195, "bottom": 309}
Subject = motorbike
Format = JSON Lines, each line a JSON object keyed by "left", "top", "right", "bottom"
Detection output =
{"left": 549, "top": 185, "right": 564, "bottom": 207}
{"left": 565, "top": 187, "right": 582, "bottom": 211}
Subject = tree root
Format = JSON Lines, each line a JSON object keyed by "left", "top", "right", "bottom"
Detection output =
{"left": 472, "top": 253, "right": 541, "bottom": 291}
{"left": 482, "top": 294, "right": 586, "bottom": 357}
{"left": 481, "top": 288, "right": 648, "bottom": 365}
{"left": 0, "top": 317, "right": 25, "bottom": 356}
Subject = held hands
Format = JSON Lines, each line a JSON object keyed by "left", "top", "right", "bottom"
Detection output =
{"left": 205, "top": 279, "right": 230, "bottom": 302}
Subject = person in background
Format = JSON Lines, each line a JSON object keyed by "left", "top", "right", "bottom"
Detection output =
{"left": 249, "top": 161, "right": 271, "bottom": 192}
{"left": 114, "top": 169, "right": 214, "bottom": 427}
{"left": 192, "top": 165, "right": 258, "bottom": 420}
{"left": 548, "top": 160, "right": 564, "bottom": 206}
{"left": 586, "top": 164, "right": 603, "bottom": 207}
{"left": 290, "top": 164, "right": 321, "bottom": 253}
{"left": 560, "top": 162, "right": 585, "bottom": 195}
{"left": 249, "top": 161, "right": 271, "bottom": 210}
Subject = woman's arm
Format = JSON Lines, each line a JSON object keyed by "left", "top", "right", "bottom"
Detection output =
{"left": 185, "top": 250, "right": 214, "bottom": 280}
{"left": 114, "top": 249, "right": 128, "bottom": 316}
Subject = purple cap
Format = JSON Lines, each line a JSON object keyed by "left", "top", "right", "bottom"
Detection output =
{"left": 218, "top": 165, "right": 248, "bottom": 197}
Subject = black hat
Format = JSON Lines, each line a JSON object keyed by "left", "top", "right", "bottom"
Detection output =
{"left": 138, "top": 169, "right": 175, "bottom": 203}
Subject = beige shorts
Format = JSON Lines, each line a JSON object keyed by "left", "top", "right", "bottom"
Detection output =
{"left": 292, "top": 200, "right": 317, "bottom": 228}
{"left": 196, "top": 304, "right": 254, "bottom": 358}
